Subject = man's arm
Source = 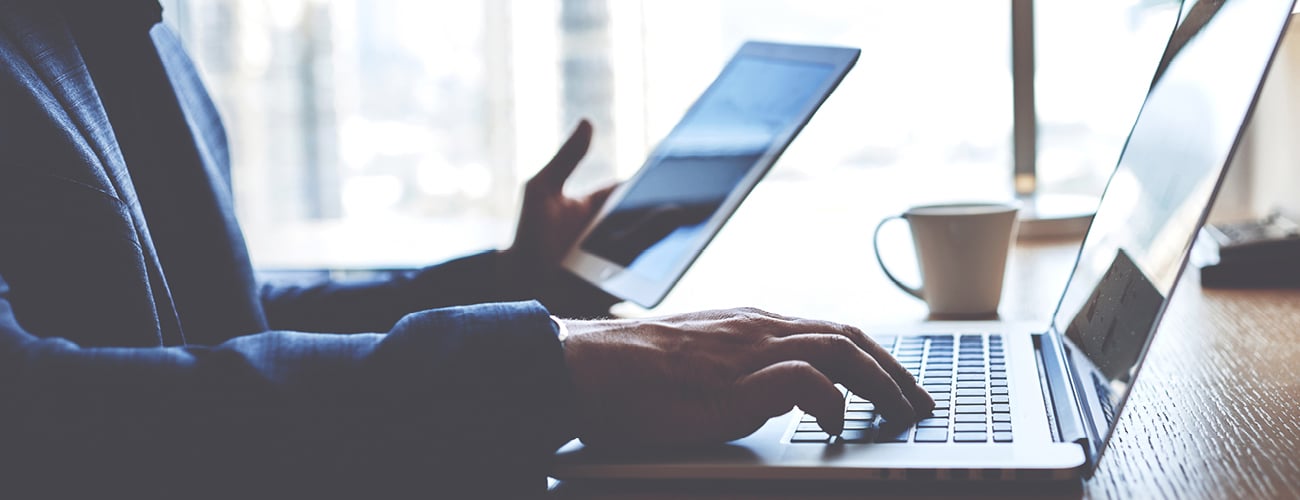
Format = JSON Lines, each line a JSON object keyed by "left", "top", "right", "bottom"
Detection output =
{"left": 260, "top": 248, "right": 619, "bottom": 334}
{"left": 260, "top": 250, "right": 512, "bottom": 334}
{"left": 0, "top": 272, "right": 575, "bottom": 497}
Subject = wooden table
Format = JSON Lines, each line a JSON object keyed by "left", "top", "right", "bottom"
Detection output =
{"left": 554, "top": 174, "right": 1300, "bottom": 499}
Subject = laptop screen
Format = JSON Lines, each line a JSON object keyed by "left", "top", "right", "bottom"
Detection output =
{"left": 1047, "top": 0, "right": 1293, "bottom": 459}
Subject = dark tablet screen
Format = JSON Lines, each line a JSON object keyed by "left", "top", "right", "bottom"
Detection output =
{"left": 579, "top": 56, "right": 837, "bottom": 278}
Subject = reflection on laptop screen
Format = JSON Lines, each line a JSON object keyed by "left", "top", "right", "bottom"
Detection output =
{"left": 1049, "top": 0, "right": 1293, "bottom": 449}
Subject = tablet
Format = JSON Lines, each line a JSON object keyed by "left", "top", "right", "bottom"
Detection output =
{"left": 561, "top": 41, "right": 860, "bottom": 308}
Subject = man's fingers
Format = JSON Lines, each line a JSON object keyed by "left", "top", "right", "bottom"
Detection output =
{"left": 735, "top": 361, "right": 845, "bottom": 435}
{"left": 532, "top": 119, "right": 593, "bottom": 191}
{"left": 585, "top": 183, "right": 618, "bottom": 212}
{"left": 750, "top": 312, "right": 934, "bottom": 416}
{"left": 835, "top": 327, "right": 935, "bottom": 415}
{"left": 757, "top": 334, "right": 917, "bottom": 423}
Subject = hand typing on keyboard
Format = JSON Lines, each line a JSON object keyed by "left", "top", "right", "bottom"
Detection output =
{"left": 558, "top": 307, "right": 935, "bottom": 448}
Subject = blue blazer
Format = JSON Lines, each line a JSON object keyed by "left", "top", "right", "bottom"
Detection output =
{"left": 0, "top": 1, "right": 577, "bottom": 496}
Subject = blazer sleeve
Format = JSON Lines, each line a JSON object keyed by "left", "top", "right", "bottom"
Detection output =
{"left": 260, "top": 249, "right": 620, "bottom": 333}
{"left": 259, "top": 250, "right": 512, "bottom": 334}
{"left": 0, "top": 273, "right": 578, "bottom": 497}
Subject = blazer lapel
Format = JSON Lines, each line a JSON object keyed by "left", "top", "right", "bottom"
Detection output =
{"left": 0, "top": 1, "right": 134, "bottom": 200}
{"left": 0, "top": 1, "right": 186, "bottom": 345}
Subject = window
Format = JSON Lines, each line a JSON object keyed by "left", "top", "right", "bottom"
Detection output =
{"left": 1035, "top": 0, "right": 1181, "bottom": 195}
{"left": 160, "top": 0, "right": 1176, "bottom": 269}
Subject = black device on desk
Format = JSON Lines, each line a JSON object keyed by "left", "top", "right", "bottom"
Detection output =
{"left": 1199, "top": 212, "right": 1300, "bottom": 287}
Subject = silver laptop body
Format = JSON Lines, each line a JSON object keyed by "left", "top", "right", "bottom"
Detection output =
{"left": 553, "top": 0, "right": 1296, "bottom": 481}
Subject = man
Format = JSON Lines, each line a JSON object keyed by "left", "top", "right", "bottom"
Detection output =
{"left": 0, "top": 0, "right": 933, "bottom": 496}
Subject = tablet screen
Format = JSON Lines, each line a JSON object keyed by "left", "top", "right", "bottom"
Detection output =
{"left": 579, "top": 56, "right": 837, "bottom": 279}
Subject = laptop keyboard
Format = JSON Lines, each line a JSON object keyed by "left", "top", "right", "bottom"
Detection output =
{"left": 789, "top": 334, "right": 1013, "bottom": 444}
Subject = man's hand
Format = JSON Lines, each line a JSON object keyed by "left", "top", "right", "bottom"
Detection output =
{"left": 559, "top": 308, "right": 936, "bottom": 448}
{"left": 502, "top": 119, "right": 620, "bottom": 316}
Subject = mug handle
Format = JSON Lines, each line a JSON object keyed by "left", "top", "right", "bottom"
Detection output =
{"left": 872, "top": 215, "right": 924, "bottom": 300}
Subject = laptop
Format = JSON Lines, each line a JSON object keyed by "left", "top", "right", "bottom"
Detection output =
{"left": 553, "top": 0, "right": 1296, "bottom": 482}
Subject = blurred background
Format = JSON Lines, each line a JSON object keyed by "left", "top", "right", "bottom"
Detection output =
{"left": 158, "top": 0, "right": 1181, "bottom": 270}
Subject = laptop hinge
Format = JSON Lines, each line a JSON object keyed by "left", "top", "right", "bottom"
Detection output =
{"left": 1033, "top": 332, "right": 1091, "bottom": 466}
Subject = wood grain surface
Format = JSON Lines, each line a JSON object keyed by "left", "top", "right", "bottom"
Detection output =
{"left": 1085, "top": 273, "right": 1300, "bottom": 500}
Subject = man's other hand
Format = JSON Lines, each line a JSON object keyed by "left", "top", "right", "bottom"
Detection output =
{"left": 559, "top": 308, "right": 936, "bottom": 448}
{"left": 502, "top": 119, "right": 619, "bottom": 316}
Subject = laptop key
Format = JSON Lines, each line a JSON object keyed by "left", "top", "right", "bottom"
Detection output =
{"left": 914, "top": 428, "right": 948, "bottom": 442}
{"left": 990, "top": 380, "right": 1008, "bottom": 387}
{"left": 845, "top": 411, "right": 875, "bottom": 420}
{"left": 844, "top": 420, "right": 874, "bottom": 430}
{"left": 791, "top": 431, "right": 831, "bottom": 443}
{"left": 931, "top": 392, "right": 952, "bottom": 401}
{"left": 875, "top": 425, "right": 912, "bottom": 443}
{"left": 917, "top": 418, "right": 949, "bottom": 428}
{"left": 923, "top": 384, "right": 952, "bottom": 393}
{"left": 953, "top": 432, "right": 988, "bottom": 443}
{"left": 955, "top": 396, "right": 986, "bottom": 405}
{"left": 931, "top": 410, "right": 950, "bottom": 418}
{"left": 839, "top": 429, "right": 873, "bottom": 443}
{"left": 956, "top": 381, "right": 985, "bottom": 389}
{"left": 955, "top": 405, "right": 986, "bottom": 414}
{"left": 955, "top": 414, "right": 987, "bottom": 423}
{"left": 992, "top": 404, "right": 1011, "bottom": 413}
{"left": 953, "top": 423, "right": 987, "bottom": 433}
{"left": 955, "top": 389, "right": 985, "bottom": 397}
{"left": 991, "top": 395, "right": 1010, "bottom": 404}
{"left": 933, "top": 401, "right": 951, "bottom": 410}
{"left": 992, "top": 423, "right": 1013, "bottom": 432}
{"left": 993, "top": 432, "right": 1013, "bottom": 443}
{"left": 957, "top": 374, "right": 986, "bottom": 382}
{"left": 993, "top": 414, "right": 1012, "bottom": 422}
{"left": 922, "top": 378, "right": 951, "bottom": 386}
{"left": 990, "top": 387, "right": 1009, "bottom": 395}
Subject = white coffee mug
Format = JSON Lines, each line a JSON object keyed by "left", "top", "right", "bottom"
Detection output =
{"left": 872, "top": 202, "right": 1020, "bottom": 318}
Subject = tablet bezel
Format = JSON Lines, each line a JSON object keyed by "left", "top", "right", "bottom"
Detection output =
{"left": 560, "top": 41, "right": 860, "bottom": 308}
